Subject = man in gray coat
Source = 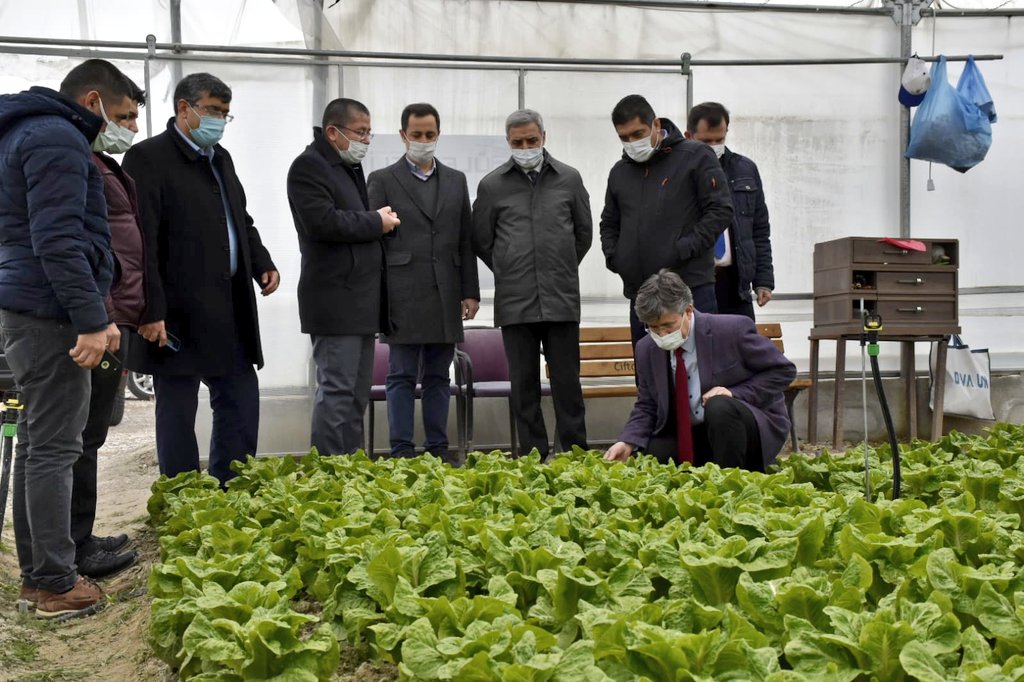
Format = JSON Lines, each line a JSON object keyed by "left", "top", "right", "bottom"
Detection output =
{"left": 367, "top": 103, "right": 480, "bottom": 463}
{"left": 472, "top": 109, "right": 592, "bottom": 457}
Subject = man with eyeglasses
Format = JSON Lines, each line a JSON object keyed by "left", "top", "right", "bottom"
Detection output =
{"left": 604, "top": 270, "right": 794, "bottom": 471}
{"left": 123, "top": 72, "right": 279, "bottom": 485}
{"left": 287, "top": 98, "right": 401, "bottom": 457}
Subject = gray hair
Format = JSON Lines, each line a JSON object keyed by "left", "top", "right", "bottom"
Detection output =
{"left": 634, "top": 269, "right": 694, "bottom": 324}
{"left": 505, "top": 109, "right": 544, "bottom": 137}
{"left": 172, "top": 73, "right": 232, "bottom": 112}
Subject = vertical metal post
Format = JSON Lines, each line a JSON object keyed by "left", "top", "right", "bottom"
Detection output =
{"left": 170, "top": 0, "right": 183, "bottom": 86}
{"left": 517, "top": 69, "right": 526, "bottom": 110}
{"left": 899, "top": 1, "right": 912, "bottom": 238}
{"left": 311, "top": 1, "right": 328, "bottom": 126}
{"left": 337, "top": 64, "right": 344, "bottom": 98}
{"left": 681, "top": 53, "right": 693, "bottom": 114}
{"left": 144, "top": 34, "right": 155, "bottom": 138}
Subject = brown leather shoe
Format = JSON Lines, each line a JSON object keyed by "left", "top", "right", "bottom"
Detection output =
{"left": 18, "top": 584, "right": 40, "bottom": 609}
{"left": 35, "top": 576, "right": 104, "bottom": 619}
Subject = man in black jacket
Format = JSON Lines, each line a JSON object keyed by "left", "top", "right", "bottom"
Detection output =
{"left": 0, "top": 59, "right": 128, "bottom": 618}
{"left": 286, "top": 98, "right": 400, "bottom": 457}
{"left": 123, "top": 73, "right": 279, "bottom": 485}
{"left": 600, "top": 94, "right": 734, "bottom": 351}
{"left": 685, "top": 102, "right": 775, "bottom": 321}
{"left": 367, "top": 103, "right": 479, "bottom": 463}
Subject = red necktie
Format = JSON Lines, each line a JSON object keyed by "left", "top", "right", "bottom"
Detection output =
{"left": 674, "top": 347, "right": 695, "bottom": 464}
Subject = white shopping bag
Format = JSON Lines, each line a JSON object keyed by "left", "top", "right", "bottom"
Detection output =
{"left": 930, "top": 335, "right": 995, "bottom": 420}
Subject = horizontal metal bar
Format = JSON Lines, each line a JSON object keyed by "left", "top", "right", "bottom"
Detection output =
{"left": 528, "top": 0, "right": 892, "bottom": 15}
{"left": 0, "top": 35, "right": 1003, "bottom": 69}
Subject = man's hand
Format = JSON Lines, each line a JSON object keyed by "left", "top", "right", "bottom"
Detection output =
{"left": 756, "top": 288, "right": 772, "bottom": 307}
{"left": 377, "top": 206, "right": 400, "bottom": 234}
{"left": 701, "top": 386, "right": 733, "bottom": 404}
{"left": 69, "top": 329, "right": 108, "bottom": 369}
{"left": 139, "top": 320, "right": 168, "bottom": 347}
{"left": 260, "top": 270, "right": 280, "bottom": 296}
{"left": 105, "top": 323, "right": 121, "bottom": 353}
{"left": 462, "top": 298, "right": 480, "bottom": 320}
{"left": 603, "top": 441, "right": 635, "bottom": 462}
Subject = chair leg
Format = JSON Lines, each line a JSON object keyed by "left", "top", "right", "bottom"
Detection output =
{"left": 455, "top": 395, "right": 466, "bottom": 460}
{"left": 367, "top": 400, "right": 375, "bottom": 459}
{"left": 508, "top": 404, "right": 518, "bottom": 458}
{"left": 465, "top": 394, "right": 475, "bottom": 454}
{"left": 785, "top": 389, "right": 800, "bottom": 452}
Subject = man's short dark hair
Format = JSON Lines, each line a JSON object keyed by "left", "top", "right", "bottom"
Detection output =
{"left": 687, "top": 102, "right": 731, "bottom": 133}
{"left": 611, "top": 94, "right": 656, "bottom": 127}
{"left": 401, "top": 102, "right": 440, "bottom": 132}
{"left": 172, "top": 73, "right": 232, "bottom": 111}
{"left": 322, "top": 98, "right": 370, "bottom": 129}
{"left": 59, "top": 59, "right": 143, "bottom": 106}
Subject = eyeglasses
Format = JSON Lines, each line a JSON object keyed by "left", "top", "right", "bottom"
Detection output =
{"left": 189, "top": 103, "right": 234, "bottom": 123}
{"left": 338, "top": 126, "right": 373, "bottom": 142}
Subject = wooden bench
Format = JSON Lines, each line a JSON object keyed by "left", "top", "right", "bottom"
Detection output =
{"left": 550, "top": 324, "right": 812, "bottom": 451}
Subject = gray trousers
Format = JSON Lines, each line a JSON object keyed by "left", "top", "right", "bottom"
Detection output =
{"left": 1, "top": 310, "right": 90, "bottom": 593}
{"left": 310, "top": 334, "right": 374, "bottom": 456}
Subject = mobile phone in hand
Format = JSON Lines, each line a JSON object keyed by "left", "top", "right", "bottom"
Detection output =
{"left": 165, "top": 332, "right": 182, "bottom": 352}
{"left": 97, "top": 350, "right": 121, "bottom": 376}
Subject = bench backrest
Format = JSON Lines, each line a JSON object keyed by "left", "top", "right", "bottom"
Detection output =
{"left": 547, "top": 323, "right": 786, "bottom": 382}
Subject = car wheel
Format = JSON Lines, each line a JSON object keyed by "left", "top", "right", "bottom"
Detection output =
{"left": 127, "top": 372, "right": 155, "bottom": 401}
{"left": 109, "top": 372, "right": 127, "bottom": 426}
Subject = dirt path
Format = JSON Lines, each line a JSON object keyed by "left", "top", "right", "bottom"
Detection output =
{"left": 0, "top": 399, "right": 168, "bottom": 681}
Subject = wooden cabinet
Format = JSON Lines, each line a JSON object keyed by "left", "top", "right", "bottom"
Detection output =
{"left": 811, "top": 237, "right": 960, "bottom": 337}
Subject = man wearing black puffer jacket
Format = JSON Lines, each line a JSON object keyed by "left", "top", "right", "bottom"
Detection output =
{"left": 685, "top": 102, "right": 775, "bottom": 321}
{"left": 0, "top": 59, "right": 130, "bottom": 619}
{"left": 600, "top": 94, "right": 734, "bottom": 351}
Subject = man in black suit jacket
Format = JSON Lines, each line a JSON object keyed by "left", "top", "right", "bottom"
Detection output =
{"left": 605, "top": 270, "right": 795, "bottom": 470}
{"left": 286, "top": 98, "right": 400, "bottom": 457}
{"left": 123, "top": 73, "right": 278, "bottom": 485}
{"left": 367, "top": 103, "right": 480, "bottom": 463}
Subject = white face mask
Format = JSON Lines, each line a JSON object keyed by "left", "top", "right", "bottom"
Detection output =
{"left": 406, "top": 140, "right": 436, "bottom": 166}
{"left": 332, "top": 127, "right": 369, "bottom": 165}
{"left": 623, "top": 135, "right": 657, "bottom": 163}
{"left": 511, "top": 146, "right": 544, "bottom": 170}
{"left": 710, "top": 143, "right": 726, "bottom": 159}
{"left": 91, "top": 100, "right": 136, "bottom": 154}
{"left": 650, "top": 328, "right": 685, "bottom": 352}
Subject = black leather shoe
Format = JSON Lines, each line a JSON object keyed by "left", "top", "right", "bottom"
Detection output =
{"left": 90, "top": 534, "right": 130, "bottom": 553}
{"left": 77, "top": 549, "right": 138, "bottom": 579}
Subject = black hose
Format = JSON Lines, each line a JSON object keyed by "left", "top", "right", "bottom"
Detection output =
{"left": 870, "top": 353, "right": 901, "bottom": 499}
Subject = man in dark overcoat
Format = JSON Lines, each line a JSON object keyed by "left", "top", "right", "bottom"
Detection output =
{"left": 286, "top": 98, "right": 400, "bottom": 457}
{"left": 123, "top": 72, "right": 279, "bottom": 484}
{"left": 367, "top": 102, "right": 480, "bottom": 462}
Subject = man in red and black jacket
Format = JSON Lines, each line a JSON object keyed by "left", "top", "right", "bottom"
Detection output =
{"left": 72, "top": 74, "right": 153, "bottom": 581}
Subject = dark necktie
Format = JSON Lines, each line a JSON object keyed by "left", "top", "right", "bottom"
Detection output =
{"left": 674, "top": 347, "right": 695, "bottom": 464}
{"left": 527, "top": 170, "right": 539, "bottom": 185}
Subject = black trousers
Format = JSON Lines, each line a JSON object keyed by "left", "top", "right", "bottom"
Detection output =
{"left": 641, "top": 395, "right": 763, "bottom": 471}
{"left": 714, "top": 264, "right": 756, "bottom": 321}
{"left": 70, "top": 324, "right": 130, "bottom": 556}
{"left": 501, "top": 321, "right": 587, "bottom": 456}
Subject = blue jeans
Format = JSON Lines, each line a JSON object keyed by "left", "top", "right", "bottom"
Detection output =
{"left": 385, "top": 343, "right": 454, "bottom": 457}
{"left": 1, "top": 310, "right": 90, "bottom": 593}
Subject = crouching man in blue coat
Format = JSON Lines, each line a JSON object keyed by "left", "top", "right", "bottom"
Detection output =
{"left": 604, "top": 270, "right": 795, "bottom": 470}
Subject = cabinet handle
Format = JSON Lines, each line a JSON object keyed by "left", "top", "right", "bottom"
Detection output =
{"left": 896, "top": 277, "right": 925, "bottom": 285}
{"left": 897, "top": 306, "right": 924, "bottom": 313}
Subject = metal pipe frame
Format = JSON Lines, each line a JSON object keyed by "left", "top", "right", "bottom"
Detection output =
{"left": 0, "top": 34, "right": 1003, "bottom": 68}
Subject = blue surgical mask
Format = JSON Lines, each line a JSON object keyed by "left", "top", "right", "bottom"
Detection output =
{"left": 187, "top": 104, "right": 226, "bottom": 148}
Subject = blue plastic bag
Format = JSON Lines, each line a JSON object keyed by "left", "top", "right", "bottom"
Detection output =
{"left": 905, "top": 55, "right": 995, "bottom": 172}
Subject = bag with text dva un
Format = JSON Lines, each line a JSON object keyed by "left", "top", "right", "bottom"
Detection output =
{"left": 906, "top": 55, "right": 997, "bottom": 173}
{"left": 930, "top": 335, "right": 996, "bottom": 420}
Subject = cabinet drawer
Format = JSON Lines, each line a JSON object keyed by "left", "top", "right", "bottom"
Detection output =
{"left": 852, "top": 240, "right": 932, "bottom": 265}
{"left": 877, "top": 298, "right": 957, "bottom": 324}
{"left": 875, "top": 271, "right": 956, "bottom": 295}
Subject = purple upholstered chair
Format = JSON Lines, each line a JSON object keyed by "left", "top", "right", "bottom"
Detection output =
{"left": 456, "top": 327, "right": 550, "bottom": 457}
{"left": 366, "top": 339, "right": 467, "bottom": 460}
